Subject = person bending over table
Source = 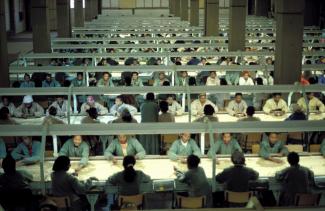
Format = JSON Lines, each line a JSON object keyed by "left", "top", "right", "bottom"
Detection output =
{"left": 14, "top": 95, "right": 44, "bottom": 118}
{"left": 106, "top": 155, "right": 150, "bottom": 196}
{"left": 275, "top": 152, "right": 314, "bottom": 206}
{"left": 47, "top": 95, "right": 72, "bottom": 117}
{"left": 11, "top": 136, "right": 41, "bottom": 166}
{"left": 259, "top": 132, "right": 289, "bottom": 163}
{"left": 191, "top": 93, "right": 218, "bottom": 117}
{"left": 263, "top": 93, "right": 289, "bottom": 116}
{"left": 215, "top": 150, "right": 259, "bottom": 192}
{"left": 207, "top": 133, "right": 242, "bottom": 158}
{"left": 110, "top": 95, "right": 137, "bottom": 117}
{"left": 226, "top": 93, "right": 248, "bottom": 118}
{"left": 80, "top": 96, "right": 108, "bottom": 115}
{"left": 59, "top": 135, "right": 90, "bottom": 173}
{"left": 168, "top": 133, "right": 202, "bottom": 163}
{"left": 175, "top": 154, "right": 212, "bottom": 207}
{"left": 42, "top": 106, "right": 65, "bottom": 125}
{"left": 81, "top": 107, "right": 100, "bottom": 124}
{"left": 104, "top": 135, "right": 146, "bottom": 163}
{"left": 297, "top": 92, "right": 325, "bottom": 113}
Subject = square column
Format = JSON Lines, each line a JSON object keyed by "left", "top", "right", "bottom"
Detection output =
{"left": 204, "top": 0, "right": 219, "bottom": 36}
{"left": 0, "top": 0, "right": 9, "bottom": 87}
{"left": 228, "top": 0, "right": 247, "bottom": 51}
{"left": 169, "top": 0, "right": 175, "bottom": 15}
{"left": 56, "top": 0, "right": 71, "bottom": 37}
{"left": 75, "top": 0, "right": 84, "bottom": 27}
{"left": 181, "top": 0, "right": 189, "bottom": 21}
{"left": 98, "top": 0, "right": 102, "bottom": 15}
{"left": 85, "top": 0, "right": 92, "bottom": 21}
{"left": 92, "top": 0, "right": 98, "bottom": 19}
{"left": 175, "top": 0, "right": 181, "bottom": 17}
{"left": 255, "top": 0, "right": 270, "bottom": 17}
{"left": 190, "top": 0, "right": 199, "bottom": 26}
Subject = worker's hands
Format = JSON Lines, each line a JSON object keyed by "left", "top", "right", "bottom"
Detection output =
{"left": 16, "top": 160, "right": 25, "bottom": 167}
{"left": 180, "top": 158, "right": 187, "bottom": 164}
{"left": 269, "top": 157, "right": 283, "bottom": 164}
{"left": 112, "top": 157, "right": 118, "bottom": 164}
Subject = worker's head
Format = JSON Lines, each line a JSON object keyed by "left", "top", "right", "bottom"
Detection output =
{"left": 53, "top": 156, "right": 71, "bottom": 172}
{"left": 267, "top": 132, "right": 279, "bottom": 145}
{"left": 45, "top": 74, "right": 52, "bottom": 82}
{"left": 22, "top": 136, "right": 32, "bottom": 146}
{"left": 246, "top": 106, "right": 255, "bottom": 117}
{"left": 123, "top": 155, "right": 136, "bottom": 183}
{"left": 23, "top": 95, "right": 34, "bottom": 108}
{"left": 24, "top": 73, "right": 31, "bottom": 81}
{"left": 159, "top": 101, "right": 169, "bottom": 113}
{"left": 204, "top": 104, "right": 215, "bottom": 116}
{"left": 266, "top": 57, "right": 273, "bottom": 65}
{"left": 201, "top": 58, "right": 207, "bottom": 65}
{"left": 287, "top": 152, "right": 300, "bottom": 166}
{"left": 306, "top": 92, "right": 314, "bottom": 100}
{"left": 121, "top": 109, "right": 133, "bottom": 122}
{"left": 118, "top": 134, "right": 128, "bottom": 144}
{"left": 180, "top": 71, "right": 188, "bottom": 78}
{"left": 1, "top": 96, "right": 10, "bottom": 106}
{"left": 209, "top": 71, "right": 217, "bottom": 79}
{"left": 180, "top": 133, "right": 191, "bottom": 143}
{"left": 291, "top": 103, "right": 302, "bottom": 113}
{"left": 187, "top": 154, "right": 200, "bottom": 170}
{"left": 255, "top": 77, "right": 263, "bottom": 85}
{"left": 231, "top": 150, "right": 246, "bottom": 166}
{"left": 199, "top": 93, "right": 207, "bottom": 104}
{"left": 272, "top": 93, "right": 282, "bottom": 103}
{"left": 103, "top": 72, "right": 111, "bottom": 81}
{"left": 76, "top": 72, "right": 83, "bottom": 81}
{"left": 131, "top": 72, "right": 139, "bottom": 80}
{"left": 146, "top": 92, "right": 155, "bottom": 101}
{"left": 115, "top": 95, "right": 123, "bottom": 106}
{"left": 48, "top": 106, "right": 57, "bottom": 116}
{"left": 234, "top": 93, "right": 243, "bottom": 104}
{"left": 56, "top": 96, "right": 64, "bottom": 104}
{"left": 242, "top": 71, "right": 250, "bottom": 80}
{"left": 87, "top": 96, "right": 95, "bottom": 106}
{"left": 159, "top": 72, "right": 166, "bottom": 80}
{"left": 222, "top": 133, "right": 232, "bottom": 145}
{"left": 166, "top": 95, "right": 175, "bottom": 105}
{"left": 2, "top": 154, "right": 16, "bottom": 174}
{"left": 0, "top": 107, "right": 10, "bottom": 121}
{"left": 86, "top": 107, "right": 98, "bottom": 119}
{"left": 72, "top": 135, "right": 83, "bottom": 147}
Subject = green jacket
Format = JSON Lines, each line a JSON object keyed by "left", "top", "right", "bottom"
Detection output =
{"left": 11, "top": 141, "right": 41, "bottom": 164}
{"left": 207, "top": 139, "right": 242, "bottom": 157}
{"left": 104, "top": 138, "right": 146, "bottom": 159}
{"left": 59, "top": 139, "right": 90, "bottom": 166}
{"left": 259, "top": 139, "right": 289, "bottom": 159}
{"left": 321, "top": 139, "right": 325, "bottom": 156}
{"left": 168, "top": 139, "right": 202, "bottom": 161}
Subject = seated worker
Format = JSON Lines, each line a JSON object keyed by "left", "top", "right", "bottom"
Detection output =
{"left": 321, "top": 139, "right": 325, "bottom": 156}
{"left": 168, "top": 133, "right": 202, "bottom": 162}
{"left": 175, "top": 71, "right": 189, "bottom": 86}
{"left": 191, "top": 93, "right": 218, "bottom": 116}
{"left": 297, "top": 92, "right": 325, "bottom": 113}
{"left": 158, "top": 101, "right": 175, "bottom": 122}
{"left": 42, "top": 73, "right": 61, "bottom": 87}
{"left": 81, "top": 107, "right": 100, "bottom": 124}
{"left": 106, "top": 155, "right": 150, "bottom": 196}
{"left": 11, "top": 136, "right": 41, "bottom": 165}
{"left": 207, "top": 133, "right": 242, "bottom": 158}
{"left": 263, "top": 93, "right": 289, "bottom": 116}
{"left": 80, "top": 96, "right": 108, "bottom": 115}
{"left": 59, "top": 135, "right": 90, "bottom": 172}
{"left": 97, "top": 72, "right": 114, "bottom": 87}
{"left": 259, "top": 132, "right": 289, "bottom": 163}
{"left": 226, "top": 93, "right": 248, "bottom": 117}
{"left": 215, "top": 150, "right": 259, "bottom": 192}
{"left": 0, "top": 139, "right": 6, "bottom": 167}
{"left": 110, "top": 95, "right": 137, "bottom": 117}
{"left": 194, "top": 104, "right": 218, "bottom": 122}
{"left": 42, "top": 106, "right": 65, "bottom": 125}
{"left": 14, "top": 95, "right": 44, "bottom": 118}
{"left": 238, "top": 106, "right": 261, "bottom": 121}
{"left": 285, "top": 104, "right": 307, "bottom": 121}
{"left": 206, "top": 71, "right": 220, "bottom": 86}
{"left": 47, "top": 96, "right": 72, "bottom": 117}
{"left": 20, "top": 73, "right": 35, "bottom": 88}
{"left": 0, "top": 107, "right": 18, "bottom": 125}
{"left": 0, "top": 96, "right": 16, "bottom": 116}
{"left": 166, "top": 95, "right": 184, "bottom": 116}
{"left": 104, "top": 135, "right": 146, "bottom": 161}
{"left": 175, "top": 155, "right": 212, "bottom": 207}
{"left": 131, "top": 72, "right": 144, "bottom": 87}
{"left": 51, "top": 156, "right": 95, "bottom": 210}
{"left": 111, "top": 109, "right": 138, "bottom": 123}
{"left": 153, "top": 71, "right": 169, "bottom": 86}
{"left": 275, "top": 152, "right": 314, "bottom": 206}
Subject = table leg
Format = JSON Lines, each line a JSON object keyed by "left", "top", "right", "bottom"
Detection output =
{"left": 86, "top": 193, "right": 99, "bottom": 211}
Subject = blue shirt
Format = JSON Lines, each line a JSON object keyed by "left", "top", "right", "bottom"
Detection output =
{"left": 11, "top": 141, "right": 41, "bottom": 164}
{"left": 42, "top": 80, "right": 61, "bottom": 87}
{"left": 20, "top": 81, "right": 35, "bottom": 88}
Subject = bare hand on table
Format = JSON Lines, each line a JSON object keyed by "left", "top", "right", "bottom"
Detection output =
{"left": 269, "top": 157, "right": 283, "bottom": 164}
{"left": 180, "top": 158, "right": 187, "bottom": 164}
{"left": 112, "top": 158, "right": 118, "bottom": 164}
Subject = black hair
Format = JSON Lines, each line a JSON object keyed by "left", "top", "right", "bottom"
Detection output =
{"left": 121, "top": 109, "right": 133, "bottom": 122}
{"left": 204, "top": 104, "right": 215, "bottom": 115}
{"left": 246, "top": 106, "right": 255, "bottom": 116}
{"left": 187, "top": 154, "right": 200, "bottom": 169}
{"left": 131, "top": 72, "right": 139, "bottom": 76}
{"left": 87, "top": 107, "right": 98, "bottom": 119}
{"left": 46, "top": 73, "right": 51, "bottom": 78}
{"left": 146, "top": 92, "right": 155, "bottom": 101}
{"left": 103, "top": 72, "right": 111, "bottom": 77}
{"left": 24, "top": 73, "right": 30, "bottom": 78}
{"left": 0, "top": 107, "right": 9, "bottom": 120}
{"left": 48, "top": 106, "right": 57, "bottom": 116}
{"left": 159, "top": 101, "right": 169, "bottom": 113}
{"left": 272, "top": 93, "right": 282, "bottom": 97}
{"left": 220, "top": 78, "right": 228, "bottom": 85}
{"left": 255, "top": 77, "right": 263, "bottom": 85}
{"left": 162, "top": 81, "right": 170, "bottom": 86}
{"left": 235, "top": 93, "right": 243, "bottom": 97}
{"left": 2, "top": 154, "right": 16, "bottom": 174}
{"left": 76, "top": 72, "right": 83, "bottom": 77}
{"left": 1, "top": 96, "right": 9, "bottom": 101}
{"left": 52, "top": 156, "right": 70, "bottom": 172}
{"left": 175, "top": 61, "right": 182, "bottom": 65}
{"left": 209, "top": 71, "right": 216, "bottom": 75}
{"left": 123, "top": 155, "right": 136, "bottom": 183}
{"left": 231, "top": 150, "right": 245, "bottom": 165}
{"left": 124, "top": 76, "right": 132, "bottom": 86}
{"left": 287, "top": 152, "right": 299, "bottom": 166}
{"left": 188, "top": 77, "right": 196, "bottom": 86}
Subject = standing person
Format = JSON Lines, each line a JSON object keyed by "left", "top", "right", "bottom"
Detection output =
{"left": 158, "top": 101, "right": 175, "bottom": 122}
{"left": 0, "top": 96, "right": 16, "bottom": 116}
{"left": 259, "top": 133, "right": 289, "bottom": 163}
{"left": 106, "top": 155, "right": 151, "bottom": 195}
{"left": 140, "top": 93, "right": 160, "bottom": 154}
{"left": 11, "top": 136, "right": 41, "bottom": 165}
{"left": 175, "top": 155, "right": 212, "bottom": 207}
{"left": 275, "top": 152, "right": 314, "bottom": 206}
{"left": 14, "top": 95, "right": 44, "bottom": 118}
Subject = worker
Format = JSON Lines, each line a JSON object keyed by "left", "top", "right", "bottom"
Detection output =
{"left": 263, "top": 93, "right": 289, "bottom": 116}
{"left": 11, "top": 136, "right": 41, "bottom": 165}
{"left": 191, "top": 93, "right": 218, "bottom": 116}
{"left": 80, "top": 96, "right": 108, "bottom": 115}
{"left": 166, "top": 95, "right": 183, "bottom": 116}
{"left": 207, "top": 133, "right": 242, "bottom": 158}
{"left": 20, "top": 73, "right": 35, "bottom": 88}
{"left": 194, "top": 104, "right": 219, "bottom": 122}
{"left": 42, "top": 106, "right": 65, "bottom": 125}
{"left": 111, "top": 109, "right": 138, "bottom": 123}
{"left": 238, "top": 106, "right": 261, "bottom": 121}
{"left": 42, "top": 73, "right": 61, "bottom": 87}
{"left": 158, "top": 101, "right": 175, "bottom": 122}
{"left": 81, "top": 107, "right": 100, "bottom": 124}
{"left": 110, "top": 95, "right": 137, "bottom": 117}
{"left": 47, "top": 96, "right": 72, "bottom": 117}
{"left": 0, "top": 107, "right": 18, "bottom": 125}
{"left": 14, "top": 95, "right": 44, "bottom": 118}
{"left": 259, "top": 133, "right": 289, "bottom": 163}
{"left": 297, "top": 92, "right": 325, "bottom": 113}
{"left": 0, "top": 96, "right": 16, "bottom": 116}
{"left": 226, "top": 93, "right": 248, "bottom": 117}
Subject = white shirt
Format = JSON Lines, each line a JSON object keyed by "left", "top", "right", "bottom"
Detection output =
{"left": 239, "top": 77, "right": 254, "bottom": 86}
{"left": 206, "top": 77, "right": 220, "bottom": 86}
